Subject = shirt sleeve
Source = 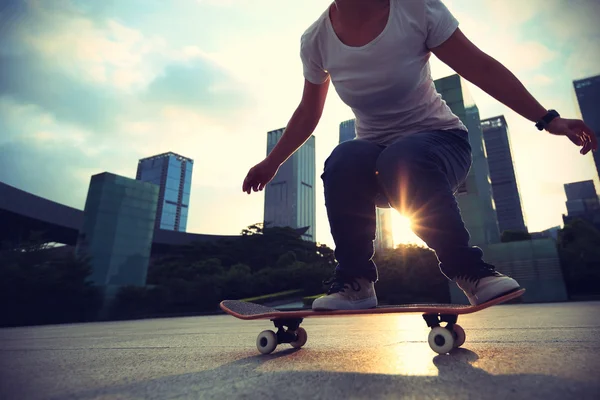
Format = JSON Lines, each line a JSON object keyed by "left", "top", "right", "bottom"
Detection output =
{"left": 425, "top": 0, "right": 460, "bottom": 49}
{"left": 300, "top": 34, "right": 329, "bottom": 84}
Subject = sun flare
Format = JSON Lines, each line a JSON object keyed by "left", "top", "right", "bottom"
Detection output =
{"left": 391, "top": 213, "right": 426, "bottom": 247}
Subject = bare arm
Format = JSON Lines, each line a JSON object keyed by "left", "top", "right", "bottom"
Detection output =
{"left": 242, "top": 78, "right": 330, "bottom": 193}
{"left": 266, "top": 78, "right": 330, "bottom": 167}
{"left": 431, "top": 28, "right": 597, "bottom": 154}
{"left": 431, "top": 28, "right": 546, "bottom": 123}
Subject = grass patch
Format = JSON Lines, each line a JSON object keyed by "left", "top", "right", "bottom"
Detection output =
{"left": 239, "top": 289, "right": 304, "bottom": 304}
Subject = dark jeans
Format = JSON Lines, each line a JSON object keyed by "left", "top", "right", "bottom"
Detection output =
{"left": 321, "top": 129, "right": 486, "bottom": 282}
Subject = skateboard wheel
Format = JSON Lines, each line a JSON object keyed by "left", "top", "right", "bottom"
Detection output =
{"left": 452, "top": 324, "right": 466, "bottom": 348}
{"left": 257, "top": 330, "right": 278, "bottom": 354}
{"left": 428, "top": 326, "right": 455, "bottom": 354}
{"left": 290, "top": 327, "right": 307, "bottom": 349}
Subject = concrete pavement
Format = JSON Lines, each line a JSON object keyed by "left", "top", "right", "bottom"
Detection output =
{"left": 1, "top": 302, "right": 599, "bottom": 399}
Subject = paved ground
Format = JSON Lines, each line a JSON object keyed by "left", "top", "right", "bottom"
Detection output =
{"left": 1, "top": 302, "right": 599, "bottom": 400}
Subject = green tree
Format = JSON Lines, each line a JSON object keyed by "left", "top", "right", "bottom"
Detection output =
{"left": 375, "top": 244, "right": 449, "bottom": 304}
{"left": 0, "top": 233, "right": 101, "bottom": 327}
{"left": 276, "top": 251, "right": 297, "bottom": 269}
{"left": 136, "top": 223, "right": 336, "bottom": 316}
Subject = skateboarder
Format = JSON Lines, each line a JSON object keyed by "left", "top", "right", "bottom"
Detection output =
{"left": 242, "top": 0, "right": 597, "bottom": 310}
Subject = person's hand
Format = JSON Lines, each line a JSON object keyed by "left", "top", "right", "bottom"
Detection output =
{"left": 546, "top": 117, "right": 598, "bottom": 155}
{"left": 242, "top": 158, "right": 280, "bottom": 194}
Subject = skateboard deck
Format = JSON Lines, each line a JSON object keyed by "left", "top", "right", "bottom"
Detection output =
{"left": 220, "top": 288, "right": 525, "bottom": 355}
{"left": 220, "top": 288, "right": 525, "bottom": 320}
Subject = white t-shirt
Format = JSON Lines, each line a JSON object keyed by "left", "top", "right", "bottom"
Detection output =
{"left": 300, "top": 0, "right": 467, "bottom": 145}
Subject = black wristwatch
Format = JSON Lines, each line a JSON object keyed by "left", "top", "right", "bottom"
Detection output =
{"left": 535, "top": 109, "right": 560, "bottom": 131}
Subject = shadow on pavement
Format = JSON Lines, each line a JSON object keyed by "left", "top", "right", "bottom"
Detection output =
{"left": 48, "top": 347, "right": 599, "bottom": 400}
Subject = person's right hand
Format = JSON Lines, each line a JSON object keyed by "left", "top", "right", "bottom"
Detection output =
{"left": 242, "top": 158, "right": 280, "bottom": 194}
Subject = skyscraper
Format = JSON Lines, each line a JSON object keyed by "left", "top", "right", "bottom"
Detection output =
{"left": 573, "top": 75, "right": 600, "bottom": 180}
{"left": 481, "top": 116, "right": 527, "bottom": 234}
{"left": 338, "top": 119, "right": 394, "bottom": 251}
{"left": 434, "top": 74, "right": 500, "bottom": 245}
{"left": 136, "top": 152, "right": 193, "bottom": 232}
{"left": 564, "top": 180, "right": 600, "bottom": 216}
{"left": 339, "top": 118, "right": 357, "bottom": 143}
{"left": 264, "top": 128, "right": 316, "bottom": 241}
{"left": 77, "top": 173, "right": 159, "bottom": 287}
{"left": 562, "top": 180, "right": 600, "bottom": 230}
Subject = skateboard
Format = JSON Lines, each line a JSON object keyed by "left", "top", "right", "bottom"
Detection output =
{"left": 220, "top": 288, "right": 525, "bottom": 355}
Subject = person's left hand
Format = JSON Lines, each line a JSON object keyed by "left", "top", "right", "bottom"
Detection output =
{"left": 546, "top": 117, "right": 598, "bottom": 155}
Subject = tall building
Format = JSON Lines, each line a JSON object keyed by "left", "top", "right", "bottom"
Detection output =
{"left": 339, "top": 119, "right": 357, "bottom": 143}
{"left": 481, "top": 115, "right": 527, "bottom": 234}
{"left": 76, "top": 173, "right": 159, "bottom": 287}
{"left": 375, "top": 208, "right": 394, "bottom": 251}
{"left": 562, "top": 180, "right": 600, "bottom": 231}
{"left": 136, "top": 152, "right": 193, "bottom": 232}
{"left": 264, "top": 128, "right": 316, "bottom": 241}
{"left": 437, "top": 80, "right": 567, "bottom": 305}
{"left": 434, "top": 74, "right": 500, "bottom": 245}
{"left": 564, "top": 180, "right": 600, "bottom": 216}
{"left": 573, "top": 75, "right": 600, "bottom": 180}
{"left": 339, "top": 119, "right": 394, "bottom": 251}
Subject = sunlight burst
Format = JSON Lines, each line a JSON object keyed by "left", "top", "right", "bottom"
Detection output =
{"left": 391, "top": 213, "right": 426, "bottom": 247}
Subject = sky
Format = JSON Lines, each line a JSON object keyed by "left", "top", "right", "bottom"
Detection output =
{"left": 1, "top": 0, "right": 599, "bottom": 249}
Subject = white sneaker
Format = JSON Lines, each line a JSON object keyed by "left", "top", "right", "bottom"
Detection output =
{"left": 453, "top": 265, "right": 521, "bottom": 305}
{"left": 312, "top": 274, "right": 378, "bottom": 311}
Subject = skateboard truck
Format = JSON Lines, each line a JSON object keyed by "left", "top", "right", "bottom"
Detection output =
{"left": 422, "top": 313, "right": 458, "bottom": 329}
{"left": 271, "top": 318, "right": 303, "bottom": 344}
{"left": 255, "top": 318, "right": 308, "bottom": 355}
{"left": 422, "top": 313, "right": 465, "bottom": 354}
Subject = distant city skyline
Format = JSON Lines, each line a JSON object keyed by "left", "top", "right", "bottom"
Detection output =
{"left": 0, "top": 0, "right": 598, "bottom": 248}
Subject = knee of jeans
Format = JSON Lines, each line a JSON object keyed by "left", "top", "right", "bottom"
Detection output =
{"left": 322, "top": 140, "right": 381, "bottom": 178}
{"left": 375, "top": 145, "right": 434, "bottom": 206}
{"left": 376, "top": 146, "right": 417, "bottom": 183}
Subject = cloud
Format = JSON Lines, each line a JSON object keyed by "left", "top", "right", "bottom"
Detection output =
{"left": 0, "top": 140, "right": 92, "bottom": 209}
{"left": 477, "top": 0, "right": 600, "bottom": 80}
{"left": 0, "top": 52, "right": 125, "bottom": 133}
{"left": 18, "top": 4, "right": 172, "bottom": 92}
{"left": 120, "top": 105, "right": 264, "bottom": 188}
{"left": 143, "top": 58, "right": 252, "bottom": 114}
{"left": 0, "top": 0, "right": 254, "bottom": 134}
{"left": 0, "top": 96, "right": 148, "bottom": 208}
{"left": 485, "top": 0, "right": 543, "bottom": 26}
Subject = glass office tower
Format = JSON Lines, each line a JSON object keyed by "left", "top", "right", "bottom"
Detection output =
{"left": 136, "top": 152, "right": 193, "bottom": 232}
{"left": 573, "top": 75, "right": 600, "bottom": 180}
{"left": 76, "top": 172, "right": 159, "bottom": 286}
{"left": 264, "top": 128, "right": 316, "bottom": 241}
{"left": 434, "top": 74, "right": 500, "bottom": 245}
{"left": 481, "top": 116, "right": 527, "bottom": 234}
{"left": 339, "top": 118, "right": 357, "bottom": 143}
